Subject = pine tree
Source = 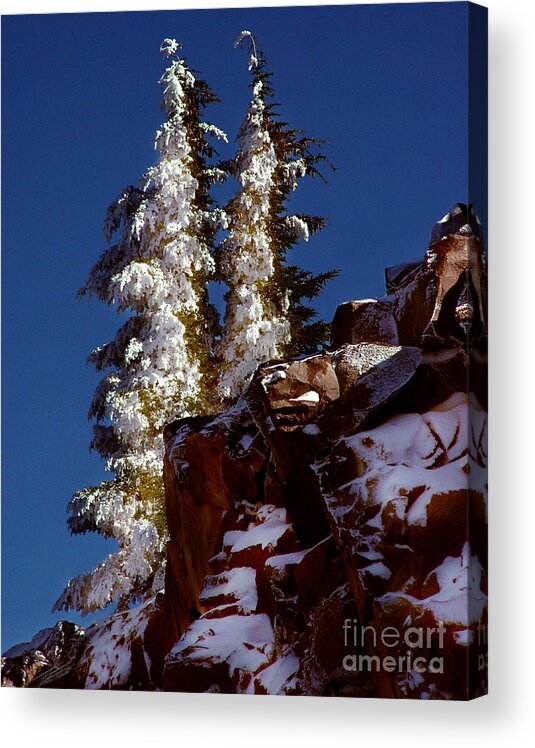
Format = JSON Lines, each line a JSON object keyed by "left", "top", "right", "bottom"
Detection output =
{"left": 217, "top": 31, "right": 337, "bottom": 401}
{"left": 54, "top": 39, "right": 227, "bottom": 615}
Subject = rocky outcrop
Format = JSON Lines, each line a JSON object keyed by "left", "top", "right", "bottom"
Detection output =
{"left": 1, "top": 621, "right": 85, "bottom": 688}
{"left": 2, "top": 596, "right": 166, "bottom": 690}
{"left": 161, "top": 203, "right": 487, "bottom": 699}
{"left": 3, "top": 204, "right": 487, "bottom": 698}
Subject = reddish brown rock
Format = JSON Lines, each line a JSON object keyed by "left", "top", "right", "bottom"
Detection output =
{"left": 390, "top": 206, "right": 487, "bottom": 348}
{"left": 5, "top": 205, "right": 487, "bottom": 698}
{"left": 163, "top": 403, "right": 265, "bottom": 647}
{"left": 249, "top": 353, "right": 340, "bottom": 434}
{"left": 65, "top": 595, "right": 165, "bottom": 690}
{"left": 1, "top": 621, "right": 84, "bottom": 688}
{"left": 158, "top": 207, "right": 487, "bottom": 699}
{"left": 313, "top": 393, "right": 488, "bottom": 699}
{"left": 244, "top": 353, "right": 338, "bottom": 546}
{"left": 322, "top": 342, "right": 422, "bottom": 435}
{"left": 331, "top": 299, "right": 398, "bottom": 349}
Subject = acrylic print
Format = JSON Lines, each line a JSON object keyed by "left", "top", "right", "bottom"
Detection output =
{"left": 1, "top": 2, "right": 488, "bottom": 698}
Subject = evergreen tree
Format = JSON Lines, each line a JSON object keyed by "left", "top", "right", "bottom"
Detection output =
{"left": 217, "top": 31, "right": 337, "bottom": 401}
{"left": 54, "top": 39, "right": 227, "bottom": 615}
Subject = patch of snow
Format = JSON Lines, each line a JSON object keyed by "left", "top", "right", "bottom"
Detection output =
{"left": 289, "top": 390, "right": 320, "bottom": 403}
{"left": 378, "top": 543, "right": 487, "bottom": 626}
{"left": 255, "top": 648, "right": 300, "bottom": 694}
{"left": 261, "top": 370, "right": 287, "bottom": 387}
{"left": 265, "top": 549, "right": 308, "bottom": 570}
{"left": 223, "top": 506, "right": 290, "bottom": 553}
{"left": 169, "top": 613, "right": 275, "bottom": 691}
{"left": 361, "top": 561, "right": 391, "bottom": 580}
{"left": 200, "top": 567, "right": 258, "bottom": 614}
{"left": 453, "top": 629, "right": 474, "bottom": 646}
{"left": 81, "top": 597, "right": 155, "bottom": 689}
{"left": 238, "top": 433, "right": 255, "bottom": 452}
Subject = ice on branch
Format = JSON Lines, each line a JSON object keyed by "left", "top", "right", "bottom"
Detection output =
{"left": 217, "top": 32, "right": 336, "bottom": 401}
{"left": 56, "top": 41, "right": 226, "bottom": 615}
{"left": 234, "top": 29, "right": 259, "bottom": 70}
{"left": 160, "top": 38, "right": 181, "bottom": 58}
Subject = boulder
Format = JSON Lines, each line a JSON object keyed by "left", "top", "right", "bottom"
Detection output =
{"left": 331, "top": 299, "right": 398, "bottom": 349}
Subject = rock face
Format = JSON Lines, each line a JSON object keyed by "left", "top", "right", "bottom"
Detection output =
{"left": 162, "top": 203, "right": 488, "bottom": 699}
{"left": 2, "top": 597, "right": 166, "bottom": 690}
{"left": 1, "top": 621, "right": 85, "bottom": 688}
{"left": 3, "top": 204, "right": 487, "bottom": 698}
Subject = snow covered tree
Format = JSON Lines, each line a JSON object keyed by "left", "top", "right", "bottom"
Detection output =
{"left": 217, "top": 31, "right": 337, "bottom": 401}
{"left": 54, "top": 39, "right": 227, "bottom": 615}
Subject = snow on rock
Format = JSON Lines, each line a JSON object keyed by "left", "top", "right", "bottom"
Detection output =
{"left": 314, "top": 388, "right": 487, "bottom": 699}
{"left": 71, "top": 594, "right": 165, "bottom": 690}
{"left": 162, "top": 398, "right": 264, "bottom": 640}
{"left": 331, "top": 298, "right": 399, "bottom": 349}
{"left": 223, "top": 506, "right": 293, "bottom": 556}
{"left": 329, "top": 342, "right": 422, "bottom": 433}
{"left": 199, "top": 567, "right": 258, "bottom": 615}
{"left": 378, "top": 543, "right": 487, "bottom": 627}
{"left": 7, "top": 205, "right": 487, "bottom": 698}
{"left": 315, "top": 392, "right": 486, "bottom": 582}
{"left": 290, "top": 390, "right": 320, "bottom": 403}
{"left": 166, "top": 614, "right": 276, "bottom": 693}
{"left": 254, "top": 648, "right": 300, "bottom": 695}
{"left": 169, "top": 206, "right": 487, "bottom": 698}
{"left": 1, "top": 621, "right": 85, "bottom": 688}
{"left": 164, "top": 497, "right": 303, "bottom": 694}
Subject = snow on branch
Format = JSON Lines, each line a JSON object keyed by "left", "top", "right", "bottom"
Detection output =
{"left": 234, "top": 29, "right": 259, "bottom": 70}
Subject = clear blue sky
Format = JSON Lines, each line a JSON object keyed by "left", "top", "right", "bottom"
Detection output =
{"left": 2, "top": 2, "right": 474, "bottom": 650}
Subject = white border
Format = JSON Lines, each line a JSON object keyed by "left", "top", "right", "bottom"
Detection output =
{"left": 1, "top": 1, "right": 534, "bottom": 746}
